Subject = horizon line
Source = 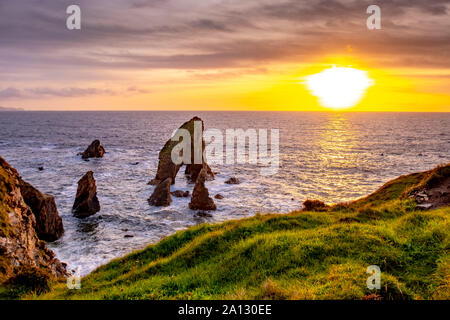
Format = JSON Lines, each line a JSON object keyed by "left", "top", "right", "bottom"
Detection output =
{"left": 2, "top": 109, "right": 449, "bottom": 113}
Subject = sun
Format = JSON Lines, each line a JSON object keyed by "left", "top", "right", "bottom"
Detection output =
{"left": 305, "top": 66, "right": 374, "bottom": 110}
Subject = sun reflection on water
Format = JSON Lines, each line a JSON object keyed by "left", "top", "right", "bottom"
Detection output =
{"left": 313, "top": 113, "right": 368, "bottom": 201}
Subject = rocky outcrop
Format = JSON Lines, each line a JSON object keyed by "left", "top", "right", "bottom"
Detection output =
{"left": 0, "top": 156, "right": 67, "bottom": 284}
{"left": 148, "top": 178, "right": 172, "bottom": 206}
{"left": 189, "top": 168, "right": 216, "bottom": 211}
{"left": 149, "top": 117, "right": 214, "bottom": 186}
{"left": 72, "top": 171, "right": 100, "bottom": 218}
{"left": 79, "top": 140, "right": 105, "bottom": 159}
{"left": 408, "top": 175, "right": 450, "bottom": 210}
{"left": 18, "top": 180, "right": 64, "bottom": 242}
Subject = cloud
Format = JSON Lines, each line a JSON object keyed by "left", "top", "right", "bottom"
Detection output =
{"left": 0, "top": 0, "right": 449, "bottom": 87}
{"left": 0, "top": 86, "right": 149, "bottom": 100}
{"left": 0, "top": 87, "right": 23, "bottom": 99}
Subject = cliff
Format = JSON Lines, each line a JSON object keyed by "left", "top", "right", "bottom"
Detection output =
{"left": 0, "top": 157, "right": 66, "bottom": 295}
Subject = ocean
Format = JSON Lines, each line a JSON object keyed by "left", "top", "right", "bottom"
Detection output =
{"left": 0, "top": 111, "right": 448, "bottom": 274}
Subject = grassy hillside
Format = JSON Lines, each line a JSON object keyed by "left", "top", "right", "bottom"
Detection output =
{"left": 31, "top": 165, "right": 449, "bottom": 300}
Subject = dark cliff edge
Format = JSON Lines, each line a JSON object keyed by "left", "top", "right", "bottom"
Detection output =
{"left": 0, "top": 156, "right": 66, "bottom": 297}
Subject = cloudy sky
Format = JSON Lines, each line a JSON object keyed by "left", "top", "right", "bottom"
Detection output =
{"left": 0, "top": 0, "right": 449, "bottom": 111}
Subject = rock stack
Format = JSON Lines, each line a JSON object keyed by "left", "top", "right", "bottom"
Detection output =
{"left": 18, "top": 180, "right": 64, "bottom": 242}
{"left": 149, "top": 117, "right": 214, "bottom": 186}
{"left": 79, "top": 140, "right": 105, "bottom": 159}
{"left": 189, "top": 167, "right": 216, "bottom": 211}
{"left": 148, "top": 117, "right": 216, "bottom": 211}
{"left": 72, "top": 171, "right": 101, "bottom": 218}
{"left": 148, "top": 177, "right": 172, "bottom": 207}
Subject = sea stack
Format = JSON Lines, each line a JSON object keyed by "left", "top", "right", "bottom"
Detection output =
{"left": 18, "top": 180, "right": 64, "bottom": 242}
{"left": 189, "top": 167, "right": 216, "bottom": 211}
{"left": 148, "top": 177, "right": 172, "bottom": 207}
{"left": 72, "top": 171, "right": 100, "bottom": 218}
{"left": 80, "top": 140, "right": 105, "bottom": 159}
{"left": 149, "top": 117, "right": 214, "bottom": 186}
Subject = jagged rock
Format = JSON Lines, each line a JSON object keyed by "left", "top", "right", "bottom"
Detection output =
{"left": 225, "top": 177, "right": 240, "bottom": 185}
{"left": 72, "top": 171, "right": 100, "bottom": 218}
{"left": 0, "top": 156, "right": 67, "bottom": 284}
{"left": 150, "top": 117, "right": 214, "bottom": 186}
{"left": 148, "top": 178, "right": 172, "bottom": 207}
{"left": 214, "top": 194, "right": 224, "bottom": 199}
{"left": 148, "top": 179, "right": 159, "bottom": 185}
{"left": 189, "top": 168, "right": 216, "bottom": 211}
{"left": 171, "top": 190, "right": 190, "bottom": 198}
{"left": 80, "top": 140, "right": 105, "bottom": 159}
{"left": 18, "top": 179, "right": 64, "bottom": 242}
{"left": 185, "top": 162, "right": 214, "bottom": 184}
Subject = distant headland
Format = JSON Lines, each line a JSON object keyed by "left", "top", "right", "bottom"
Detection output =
{"left": 0, "top": 106, "right": 24, "bottom": 112}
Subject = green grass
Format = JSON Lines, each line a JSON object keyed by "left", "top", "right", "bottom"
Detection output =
{"left": 0, "top": 163, "right": 443, "bottom": 300}
{"left": 29, "top": 164, "right": 449, "bottom": 300}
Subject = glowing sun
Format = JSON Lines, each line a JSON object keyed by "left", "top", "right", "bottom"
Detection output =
{"left": 305, "top": 66, "right": 374, "bottom": 110}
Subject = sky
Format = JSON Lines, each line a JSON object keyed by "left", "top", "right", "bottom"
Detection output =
{"left": 0, "top": 0, "right": 449, "bottom": 111}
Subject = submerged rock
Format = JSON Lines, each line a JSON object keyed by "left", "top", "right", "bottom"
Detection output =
{"left": 148, "top": 178, "right": 172, "bottom": 207}
{"left": 171, "top": 190, "right": 190, "bottom": 198}
{"left": 225, "top": 177, "right": 240, "bottom": 185}
{"left": 18, "top": 179, "right": 64, "bottom": 242}
{"left": 0, "top": 156, "right": 67, "bottom": 284}
{"left": 80, "top": 140, "right": 105, "bottom": 159}
{"left": 72, "top": 171, "right": 101, "bottom": 218}
{"left": 150, "top": 117, "right": 214, "bottom": 186}
{"left": 214, "top": 194, "right": 224, "bottom": 199}
{"left": 195, "top": 211, "right": 213, "bottom": 218}
{"left": 189, "top": 168, "right": 216, "bottom": 211}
